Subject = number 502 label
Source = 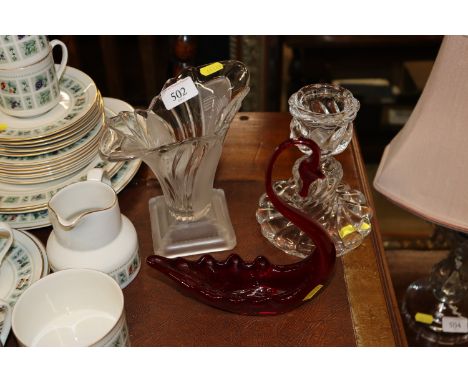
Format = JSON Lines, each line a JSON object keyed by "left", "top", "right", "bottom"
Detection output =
{"left": 161, "top": 77, "right": 199, "bottom": 110}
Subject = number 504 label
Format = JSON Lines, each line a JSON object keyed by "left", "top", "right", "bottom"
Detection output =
{"left": 442, "top": 316, "right": 468, "bottom": 333}
{"left": 161, "top": 77, "right": 199, "bottom": 110}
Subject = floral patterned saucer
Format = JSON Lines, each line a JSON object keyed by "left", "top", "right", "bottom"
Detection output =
{"left": 0, "top": 229, "right": 48, "bottom": 306}
{"left": 0, "top": 66, "right": 98, "bottom": 142}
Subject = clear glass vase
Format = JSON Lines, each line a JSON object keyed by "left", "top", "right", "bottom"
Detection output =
{"left": 100, "top": 60, "right": 250, "bottom": 258}
{"left": 256, "top": 84, "right": 372, "bottom": 257}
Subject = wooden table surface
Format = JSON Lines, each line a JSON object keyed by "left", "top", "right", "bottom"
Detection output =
{"left": 7, "top": 112, "right": 407, "bottom": 347}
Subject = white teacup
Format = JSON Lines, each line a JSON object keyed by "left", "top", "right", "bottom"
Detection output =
{"left": 0, "top": 35, "right": 66, "bottom": 70}
{"left": 0, "top": 42, "right": 68, "bottom": 117}
{"left": 12, "top": 269, "right": 130, "bottom": 347}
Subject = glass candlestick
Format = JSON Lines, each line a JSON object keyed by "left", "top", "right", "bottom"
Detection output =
{"left": 256, "top": 84, "right": 372, "bottom": 257}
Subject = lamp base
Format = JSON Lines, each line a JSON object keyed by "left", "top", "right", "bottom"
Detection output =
{"left": 402, "top": 278, "right": 468, "bottom": 346}
{"left": 149, "top": 189, "right": 236, "bottom": 258}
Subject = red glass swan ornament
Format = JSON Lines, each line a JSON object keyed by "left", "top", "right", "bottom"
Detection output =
{"left": 147, "top": 139, "right": 336, "bottom": 315}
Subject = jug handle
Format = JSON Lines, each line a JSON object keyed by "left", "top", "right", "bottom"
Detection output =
{"left": 0, "top": 299, "right": 11, "bottom": 346}
{"left": 87, "top": 168, "right": 112, "bottom": 186}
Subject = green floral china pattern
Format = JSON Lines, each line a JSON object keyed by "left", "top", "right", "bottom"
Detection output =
{"left": 0, "top": 66, "right": 97, "bottom": 140}
{"left": 112, "top": 248, "right": 140, "bottom": 289}
{"left": 0, "top": 121, "right": 101, "bottom": 165}
{"left": 2, "top": 242, "right": 33, "bottom": 304}
{"left": 0, "top": 147, "right": 101, "bottom": 183}
{"left": 0, "top": 36, "right": 48, "bottom": 67}
{"left": 0, "top": 230, "right": 47, "bottom": 306}
{"left": 108, "top": 316, "right": 130, "bottom": 347}
{"left": 49, "top": 244, "right": 140, "bottom": 289}
{"left": 0, "top": 102, "right": 117, "bottom": 211}
{"left": 0, "top": 157, "right": 123, "bottom": 212}
{"left": 0, "top": 107, "right": 102, "bottom": 154}
{"left": 0, "top": 159, "right": 142, "bottom": 229}
{"left": 0, "top": 235, "right": 9, "bottom": 254}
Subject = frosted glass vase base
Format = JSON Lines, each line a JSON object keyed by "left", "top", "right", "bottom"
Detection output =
{"left": 149, "top": 189, "right": 237, "bottom": 258}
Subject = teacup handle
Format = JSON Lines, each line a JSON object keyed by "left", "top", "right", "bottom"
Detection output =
{"left": 0, "top": 299, "right": 11, "bottom": 347}
{"left": 87, "top": 168, "right": 112, "bottom": 186}
{"left": 50, "top": 39, "right": 68, "bottom": 80}
{"left": 0, "top": 222, "right": 13, "bottom": 267}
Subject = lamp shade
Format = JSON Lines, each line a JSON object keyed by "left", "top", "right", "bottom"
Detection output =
{"left": 374, "top": 36, "right": 468, "bottom": 233}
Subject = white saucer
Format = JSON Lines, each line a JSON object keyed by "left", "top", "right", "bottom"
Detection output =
{"left": 0, "top": 229, "right": 48, "bottom": 306}
{"left": 47, "top": 215, "right": 140, "bottom": 289}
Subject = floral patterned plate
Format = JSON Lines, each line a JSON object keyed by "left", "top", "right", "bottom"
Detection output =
{"left": 0, "top": 97, "right": 130, "bottom": 213}
{"left": 0, "top": 66, "right": 98, "bottom": 141}
{"left": 0, "top": 139, "right": 99, "bottom": 175}
{"left": 0, "top": 229, "right": 48, "bottom": 306}
{"left": 0, "top": 95, "right": 102, "bottom": 148}
{"left": 0, "top": 103, "right": 102, "bottom": 155}
{"left": 0, "top": 121, "right": 102, "bottom": 167}
{"left": 0, "top": 155, "right": 124, "bottom": 212}
{"left": 0, "top": 158, "right": 141, "bottom": 229}
{"left": 0, "top": 144, "right": 101, "bottom": 183}
{"left": 0, "top": 98, "right": 142, "bottom": 228}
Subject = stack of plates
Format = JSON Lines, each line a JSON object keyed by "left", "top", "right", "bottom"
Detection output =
{"left": 0, "top": 66, "right": 141, "bottom": 229}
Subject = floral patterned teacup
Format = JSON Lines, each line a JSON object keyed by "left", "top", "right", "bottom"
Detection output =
{"left": 0, "top": 35, "right": 66, "bottom": 70}
{"left": 12, "top": 269, "right": 130, "bottom": 346}
{"left": 0, "top": 47, "right": 68, "bottom": 118}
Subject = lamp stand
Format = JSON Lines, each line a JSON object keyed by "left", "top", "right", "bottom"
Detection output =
{"left": 402, "top": 231, "right": 468, "bottom": 345}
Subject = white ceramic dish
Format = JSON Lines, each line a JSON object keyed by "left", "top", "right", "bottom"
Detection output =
{"left": 0, "top": 229, "right": 48, "bottom": 306}
{"left": 0, "top": 96, "right": 101, "bottom": 148}
{"left": 0, "top": 140, "right": 100, "bottom": 175}
{"left": 0, "top": 121, "right": 102, "bottom": 166}
{"left": 0, "top": 141, "right": 102, "bottom": 183}
{"left": 0, "top": 159, "right": 140, "bottom": 229}
{"left": 0, "top": 106, "right": 102, "bottom": 155}
{"left": 0, "top": 97, "right": 136, "bottom": 214}
{"left": 0, "top": 108, "right": 101, "bottom": 162}
{"left": 0, "top": 156, "right": 124, "bottom": 211}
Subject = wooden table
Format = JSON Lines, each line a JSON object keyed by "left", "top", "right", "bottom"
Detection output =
{"left": 8, "top": 112, "right": 407, "bottom": 346}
